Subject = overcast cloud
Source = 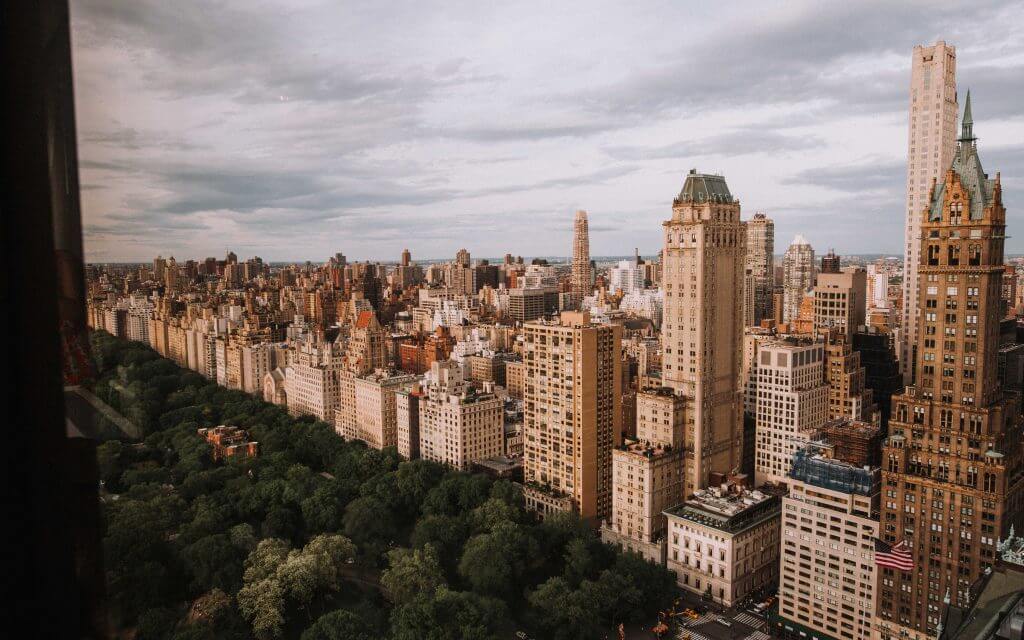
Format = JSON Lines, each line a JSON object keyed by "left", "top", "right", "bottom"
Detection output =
{"left": 71, "top": 0, "right": 1024, "bottom": 262}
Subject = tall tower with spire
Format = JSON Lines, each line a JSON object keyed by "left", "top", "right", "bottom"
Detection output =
{"left": 901, "top": 41, "right": 959, "bottom": 383}
{"left": 662, "top": 170, "right": 746, "bottom": 494}
{"left": 875, "top": 95, "right": 1023, "bottom": 640}
{"left": 571, "top": 210, "right": 591, "bottom": 305}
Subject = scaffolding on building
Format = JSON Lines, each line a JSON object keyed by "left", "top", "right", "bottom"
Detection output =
{"left": 789, "top": 443, "right": 877, "bottom": 497}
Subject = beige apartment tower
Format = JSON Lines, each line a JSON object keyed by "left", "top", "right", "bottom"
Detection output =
{"left": 414, "top": 361, "right": 503, "bottom": 471}
{"left": 662, "top": 170, "right": 746, "bottom": 495}
{"left": 336, "top": 311, "right": 387, "bottom": 440}
{"left": 353, "top": 370, "right": 417, "bottom": 450}
{"left": 823, "top": 331, "right": 877, "bottom": 423}
{"left": 602, "top": 387, "right": 687, "bottom": 562}
{"left": 523, "top": 312, "right": 622, "bottom": 523}
{"left": 901, "top": 41, "right": 958, "bottom": 382}
{"left": 813, "top": 267, "right": 867, "bottom": 340}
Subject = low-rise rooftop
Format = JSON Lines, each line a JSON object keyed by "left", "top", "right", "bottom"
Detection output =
{"left": 665, "top": 486, "right": 780, "bottom": 534}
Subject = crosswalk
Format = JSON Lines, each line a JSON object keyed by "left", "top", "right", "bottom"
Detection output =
{"left": 686, "top": 613, "right": 720, "bottom": 627}
{"left": 676, "top": 628, "right": 712, "bottom": 640}
{"left": 744, "top": 631, "right": 771, "bottom": 640}
{"left": 733, "top": 612, "right": 765, "bottom": 628}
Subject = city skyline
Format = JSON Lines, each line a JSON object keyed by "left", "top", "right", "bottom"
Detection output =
{"left": 72, "top": 1, "right": 1024, "bottom": 262}
{"left": 14, "top": 2, "right": 1024, "bottom": 638}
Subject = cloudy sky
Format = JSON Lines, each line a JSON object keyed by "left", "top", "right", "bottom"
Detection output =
{"left": 71, "top": 0, "right": 1024, "bottom": 263}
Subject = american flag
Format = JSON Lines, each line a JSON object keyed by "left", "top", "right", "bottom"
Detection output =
{"left": 875, "top": 538, "right": 914, "bottom": 571}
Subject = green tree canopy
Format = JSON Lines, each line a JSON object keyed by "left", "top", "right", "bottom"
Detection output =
{"left": 381, "top": 544, "right": 447, "bottom": 604}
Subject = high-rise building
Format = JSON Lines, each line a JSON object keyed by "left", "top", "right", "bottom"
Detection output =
{"left": 746, "top": 213, "right": 775, "bottom": 326}
{"left": 608, "top": 259, "right": 644, "bottom": 295}
{"left": 876, "top": 96, "right": 1023, "bottom": 640}
{"left": 395, "top": 384, "right": 423, "bottom": 460}
{"left": 823, "top": 330, "right": 877, "bottom": 423}
{"left": 820, "top": 249, "right": 841, "bottom": 274}
{"left": 153, "top": 255, "right": 166, "bottom": 282}
{"left": 743, "top": 327, "right": 778, "bottom": 416}
{"left": 777, "top": 436, "right": 881, "bottom": 640}
{"left": 284, "top": 341, "right": 343, "bottom": 422}
{"left": 523, "top": 312, "right": 622, "bottom": 523}
{"left": 901, "top": 41, "right": 958, "bottom": 383}
{"left": 571, "top": 209, "right": 592, "bottom": 305}
{"left": 602, "top": 387, "right": 687, "bottom": 562}
{"left": 417, "top": 361, "right": 504, "bottom": 471}
{"left": 354, "top": 370, "right": 417, "bottom": 450}
{"left": 662, "top": 170, "right": 746, "bottom": 495}
{"left": 336, "top": 311, "right": 387, "bottom": 440}
{"left": 783, "top": 235, "right": 816, "bottom": 325}
{"left": 813, "top": 267, "right": 868, "bottom": 340}
{"left": 853, "top": 327, "right": 903, "bottom": 429}
{"left": 754, "top": 338, "right": 828, "bottom": 486}
{"left": 744, "top": 269, "right": 756, "bottom": 328}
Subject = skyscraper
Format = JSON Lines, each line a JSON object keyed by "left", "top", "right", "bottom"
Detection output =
{"left": 876, "top": 96, "right": 1023, "bottom": 640}
{"left": 746, "top": 213, "right": 775, "bottom": 326}
{"left": 662, "top": 170, "right": 746, "bottom": 494}
{"left": 571, "top": 209, "right": 591, "bottom": 305}
{"left": 782, "top": 235, "right": 815, "bottom": 324}
{"left": 901, "top": 41, "right": 958, "bottom": 383}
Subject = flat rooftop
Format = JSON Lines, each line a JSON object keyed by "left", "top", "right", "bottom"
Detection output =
{"left": 665, "top": 487, "right": 780, "bottom": 534}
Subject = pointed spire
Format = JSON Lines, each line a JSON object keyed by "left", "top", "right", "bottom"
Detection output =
{"left": 959, "top": 90, "right": 975, "bottom": 142}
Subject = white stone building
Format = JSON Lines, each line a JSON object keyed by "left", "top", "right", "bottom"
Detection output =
{"left": 665, "top": 482, "right": 781, "bottom": 606}
{"left": 754, "top": 339, "right": 828, "bottom": 486}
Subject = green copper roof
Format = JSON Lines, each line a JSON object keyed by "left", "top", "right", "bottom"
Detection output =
{"left": 930, "top": 91, "right": 994, "bottom": 222}
{"left": 676, "top": 169, "right": 733, "bottom": 204}
{"left": 961, "top": 90, "right": 973, "bottom": 141}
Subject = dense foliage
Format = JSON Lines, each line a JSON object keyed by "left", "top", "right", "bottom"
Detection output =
{"left": 91, "top": 331, "right": 677, "bottom": 639}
